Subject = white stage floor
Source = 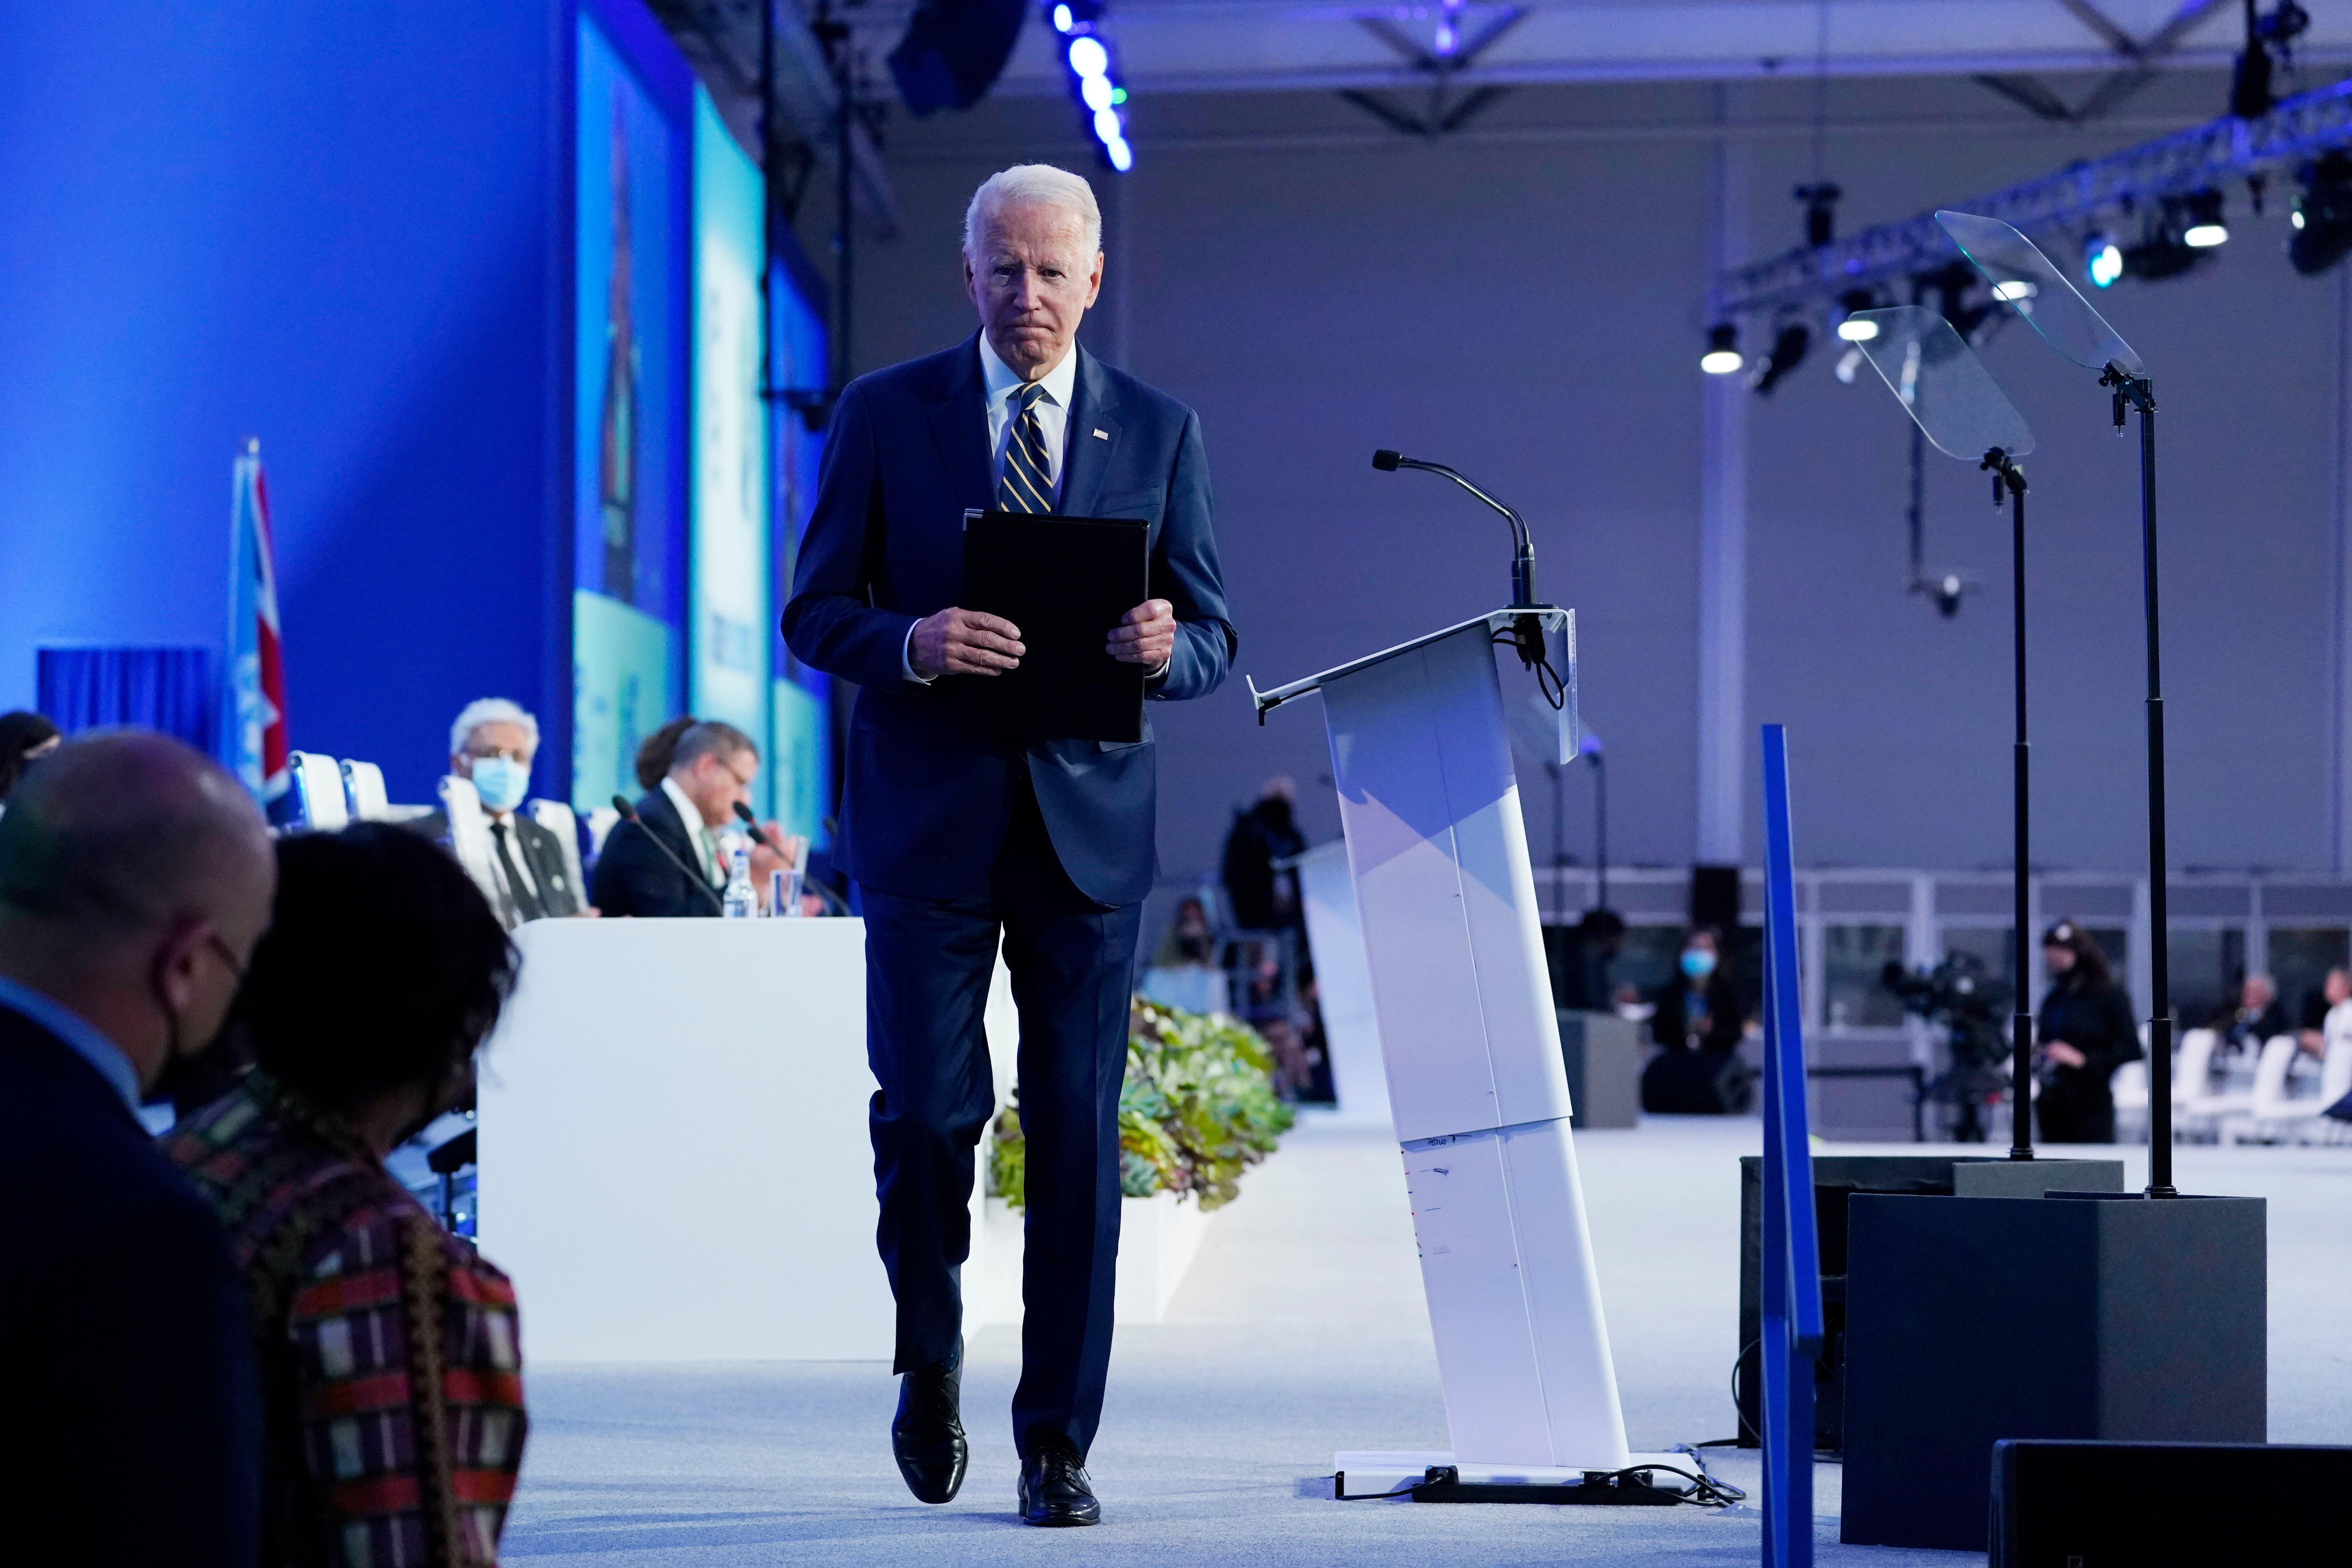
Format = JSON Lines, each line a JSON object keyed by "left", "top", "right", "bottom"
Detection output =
{"left": 501, "top": 1115, "right": 2350, "bottom": 1564}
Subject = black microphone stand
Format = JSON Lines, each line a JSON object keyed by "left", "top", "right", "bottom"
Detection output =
{"left": 2101, "top": 364, "right": 2176, "bottom": 1198}
{"left": 1982, "top": 447, "right": 2034, "bottom": 1162}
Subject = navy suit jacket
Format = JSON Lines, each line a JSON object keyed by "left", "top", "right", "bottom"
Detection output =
{"left": 784, "top": 335, "right": 1234, "bottom": 907}
{"left": 590, "top": 788, "right": 724, "bottom": 918}
{"left": 0, "top": 1002, "right": 263, "bottom": 1566}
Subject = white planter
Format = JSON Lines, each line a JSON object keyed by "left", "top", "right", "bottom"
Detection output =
{"left": 972, "top": 1189, "right": 1213, "bottom": 1327}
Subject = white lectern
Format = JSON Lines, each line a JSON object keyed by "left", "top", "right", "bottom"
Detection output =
{"left": 1256, "top": 610, "right": 1663, "bottom": 1493}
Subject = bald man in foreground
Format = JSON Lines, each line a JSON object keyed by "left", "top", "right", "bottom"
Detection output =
{"left": 0, "top": 732, "right": 276, "bottom": 1567}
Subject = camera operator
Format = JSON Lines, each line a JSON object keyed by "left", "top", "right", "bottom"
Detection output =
{"left": 2034, "top": 920, "right": 2141, "bottom": 1143}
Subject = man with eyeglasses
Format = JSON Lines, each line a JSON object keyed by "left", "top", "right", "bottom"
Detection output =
{"left": 592, "top": 719, "right": 780, "bottom": 917}
{"left": 417, "top": 697, "right": 588, "bottom": 927}
{"left": 0, "top": 730, "right": 276, "bottom": 1567}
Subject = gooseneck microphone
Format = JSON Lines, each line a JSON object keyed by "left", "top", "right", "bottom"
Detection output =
{"left": 611, "top": 794, "right": 724, "bottom": 913}
{"left": 1372, "top": 448, "right": 1539, "bottom": 611}
{"left": 731, "top": 800, "right": 776, "bottom": 849}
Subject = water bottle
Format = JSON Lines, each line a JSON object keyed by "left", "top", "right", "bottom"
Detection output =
{"left": 722, "top": 846, "right": 756, "bottom": 920}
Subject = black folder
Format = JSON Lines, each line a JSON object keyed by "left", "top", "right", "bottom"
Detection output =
{"left": 954, "top": 510, "right": 1148, "bottom": 743}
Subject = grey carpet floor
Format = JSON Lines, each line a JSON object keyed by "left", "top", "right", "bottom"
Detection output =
{"left": 501, "top": 1117, "right": 2350, "bottom": 1564}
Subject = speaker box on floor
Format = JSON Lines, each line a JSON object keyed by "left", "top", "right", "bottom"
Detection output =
{"left": 1733, "top": 1156, "right": 2123, "bottom": 1451}
{"left": 1991, "top": 1439, "right": 2352, "bottom": 1566}
{"left": 1842, "top": 1193, "right": 2267, "bottom": 1553}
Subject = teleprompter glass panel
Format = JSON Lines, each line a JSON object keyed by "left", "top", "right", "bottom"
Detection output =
{"left": 1849, "top": 305, "right": 2035, "bottom": 460}
{"left": 1823, "top": 924, "right": 1908, "bottom": 1030}
{"left": 1935, "top": 210, "right": 2145, "bottom": 374}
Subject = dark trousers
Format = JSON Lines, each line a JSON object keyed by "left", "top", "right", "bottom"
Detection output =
{"left": 2036, "top": 1089, "right": 2116, "bottom": 1143}
{"left": 859, "top": 771, "right": 1142, "bottom": 1460}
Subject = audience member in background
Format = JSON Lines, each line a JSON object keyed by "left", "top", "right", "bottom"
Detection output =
{"left": 0, "top": 731, "right": 273, "bottom": 1567}
{"left": 1153, "top": 895, "right": 1218, "bottom": 968}
{"left": 634, "top": 714, "right": 699, "bottom": 792}
{"left": 593, "top": 720, "right": 798, "bottom": 915}
{"left": 165, "top": 824, "right": 527, "bottom": 1568}
{"left": 2296, "top": 959, "right": 2352, "bottom": 1053}
{"left": 2034, "top": 920, "right": 2141, "bottom": 1143}
{"left": 2209, "top": 972, "right": 2288, "bottom": 1057}
{"left": 0, "top": 708, "right": 62, "bottom": 809}
{"left": 1639, "top": 925, "right": 1753, "bottom": 1114}
{"left": 415, "top": 698, "right": 587, "bottom": 927}
{"left": 1220, "top": 776, "right": 1305, "bottom": 932}
{"left": 2296, "top": 964, "right": 2352, "bottom": 1053}
{"left": 1552, "top": 906, "right": 1626, "bottom": 1011}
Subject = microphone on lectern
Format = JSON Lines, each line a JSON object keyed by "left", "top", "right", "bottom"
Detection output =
{"left": 1368, "top": 447, "right": 1540, "bottom": 612}
{"left": 610, "top": 794, "right": 724, "bottom": 912}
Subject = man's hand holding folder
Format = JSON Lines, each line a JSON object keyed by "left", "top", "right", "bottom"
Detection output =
{"left": 911, "top": 597, "right": 1170, "bottom": 680}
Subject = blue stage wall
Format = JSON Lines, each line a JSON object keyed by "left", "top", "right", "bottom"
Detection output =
{"left": 0, "top": 2, "right": 686, "bottom": 810}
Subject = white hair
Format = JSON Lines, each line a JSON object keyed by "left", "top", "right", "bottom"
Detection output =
{"left": 450, "top": 697, "right": 539, "bottom": 758}
{"left": 963, "top": 164, "right": 1102, "bottom": 260}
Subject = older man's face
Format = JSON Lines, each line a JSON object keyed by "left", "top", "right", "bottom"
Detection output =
{"left": 964, "top": 198, "right": 1102, "bottom": 381}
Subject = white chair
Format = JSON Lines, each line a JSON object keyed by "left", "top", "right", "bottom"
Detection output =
{"left": 284, "top": 752, "right": 350, "bottom": 832}
{"left": 2224, "top": 1035, "right": 2305, "bottom": 1143}
{"left": 2175, "top": 1028, "right": 2246, "bottom": 1142}
{"left": 436, "top": 774, "right": 502, "bottom": 913}
{"left": 2111, "top": 1059, "right": 2151, "bottom": 1144}
{"left": 339, "top": 759, "right": 390, "bottom": 821}
{"left": 528, "top": 798, "right": 587, "bottom": 913}
{"left": 2241, "top": 1025, "right": 2352, "bottom": 1146}
{"left": 586, "top": 806, "right": 621, "bottom": 860}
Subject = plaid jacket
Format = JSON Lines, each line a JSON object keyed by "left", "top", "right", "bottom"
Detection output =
{"left": 164, "top": 1078, "right": 526, "bottom": 1567}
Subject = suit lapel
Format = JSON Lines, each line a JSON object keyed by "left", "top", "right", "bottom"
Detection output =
{"left": 1058, "top": 346, "right": 1120, "bottom": 519}
{"left": 927, "top": 334, "right": 995, "bottom": 511}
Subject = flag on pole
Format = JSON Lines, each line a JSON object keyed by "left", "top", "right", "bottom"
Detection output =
{"left": 223, "top": 439, "right": 289, "bottom": 803}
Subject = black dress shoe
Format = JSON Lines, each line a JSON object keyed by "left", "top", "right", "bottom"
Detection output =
{"left": 891, "top": 1345, "right": 967, "bottom": 1504}
{"left": 1018, "top": 1443, "right": 1101, "bottom": 1527}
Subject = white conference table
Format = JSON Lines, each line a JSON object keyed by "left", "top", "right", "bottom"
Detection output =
{"left": 477, "top": 917, "right": 1014, "bottom": 1363}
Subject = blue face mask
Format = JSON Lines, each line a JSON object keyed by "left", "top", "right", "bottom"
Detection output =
{"left": 1680, "top": 947, "right": 1717, "bottom": 980}
{"left": 469, "top": 756, "right": 531, "bottom": 814}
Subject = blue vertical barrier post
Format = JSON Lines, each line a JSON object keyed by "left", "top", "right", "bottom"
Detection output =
{"left": 1760, "top": 724, "right": 1825, "bottom": 1568}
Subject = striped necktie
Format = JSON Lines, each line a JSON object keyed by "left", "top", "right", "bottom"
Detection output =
{"left": 997, "top": 381, "right": 1056, "bottom": 514}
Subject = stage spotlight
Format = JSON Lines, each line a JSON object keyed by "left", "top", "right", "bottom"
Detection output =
{"left": 2290, "top": 152, "right": 2352, "bottom": 275}
{"left": 2122, "top": 196, "right": 2214, "bottom": 281}
{"left": 2181, "top": 189, "right": 2229, "bottom": 248}
{"left": 1752, "top": 320, "right": 1810, "bottom": 396}
{"left": 888, "top": 0, "right": 1029, "bottom": 116}
{"left": 1991, "top": 279, "right": 2037, "bottom": 301}
{"left": 1700, "top": 323, "right": 1743, "bottom": 376}
{"left": 1834, "top": 287, "right": 1880, "bottom": 341}
{"left": 2085, "top": 232, "right": 2124, "bottom": 289}
{"left": 1053, "top": 3, "right": 1133, "bottom": 173}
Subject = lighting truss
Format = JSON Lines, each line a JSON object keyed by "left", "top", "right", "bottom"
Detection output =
{"left": 1709, "top": 74, "right": 2352, "bottom": 321}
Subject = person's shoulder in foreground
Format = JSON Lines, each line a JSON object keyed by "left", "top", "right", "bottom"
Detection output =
{"left": 167, "top": 1075, "right": 526, "bottom": 1567}
{"left": 0, "top": 730, "right": 277, "bottom": 1568}
{"left": 163, "top": 820, "right": 528, "bottom": 1566}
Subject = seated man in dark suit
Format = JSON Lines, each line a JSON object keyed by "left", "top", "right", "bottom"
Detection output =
{"left": 0, "top": 730, "right": 275, "bottom": 1567}
{"left": 591, "top": 720, "right": 763, "bottom": 916}
{"left": 413, "top": 697, "right": 587, "bottom": 926}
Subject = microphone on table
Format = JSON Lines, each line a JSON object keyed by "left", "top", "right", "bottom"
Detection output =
{"left": 610, "top": 794, "right": 724, "bottom": 913}
{"left": 732, "top": 801, "right": 849, "bottom": 915}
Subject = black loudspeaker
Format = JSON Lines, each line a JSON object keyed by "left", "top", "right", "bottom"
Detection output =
{"left": 1842, "top": 1193, "right": 2267, "bottom": 1552}
{"left": 1991, "top": 1440, "right": 2352, "bottom": 1566}
{"left": 887, "top": 0, "right": 1027, "bottom": 116}
{"left": 1690, "top": 863, "right": 1741, "bottom": 932}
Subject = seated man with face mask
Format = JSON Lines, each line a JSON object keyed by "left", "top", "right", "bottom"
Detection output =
{"left": 414, "top": 698, "right": 586, "bottom": 927}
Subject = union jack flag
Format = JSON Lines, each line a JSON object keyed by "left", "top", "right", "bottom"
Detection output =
{"left": 223, "top": 439, "right": 289, "bottom": 802}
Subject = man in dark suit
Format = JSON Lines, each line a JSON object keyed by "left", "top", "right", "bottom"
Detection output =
{"left": 0, "top": 731, "right": 275, "bottom": 1566}
{"left": 784, "top": 163, "right": 1233, "bottom": 1527}
{"left": 590, "top": 720, "right": 761, "bottom": 917}
{"left": 413, "top": 698, "right": 586, "bottom": 925}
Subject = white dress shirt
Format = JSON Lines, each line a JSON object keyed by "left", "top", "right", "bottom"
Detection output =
{"left": 660, "top": 775, "right": 726, "bottom": 886}
{"left": 902, "top": 338, "right": 1079, "bottom": 684}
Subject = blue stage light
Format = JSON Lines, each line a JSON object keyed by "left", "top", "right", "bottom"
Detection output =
{"left": 1048, "top": 2, "right": 1132, "bottom": 174}
{"left": 2085, "top": 232, "right": 2124, "bottom": 289}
